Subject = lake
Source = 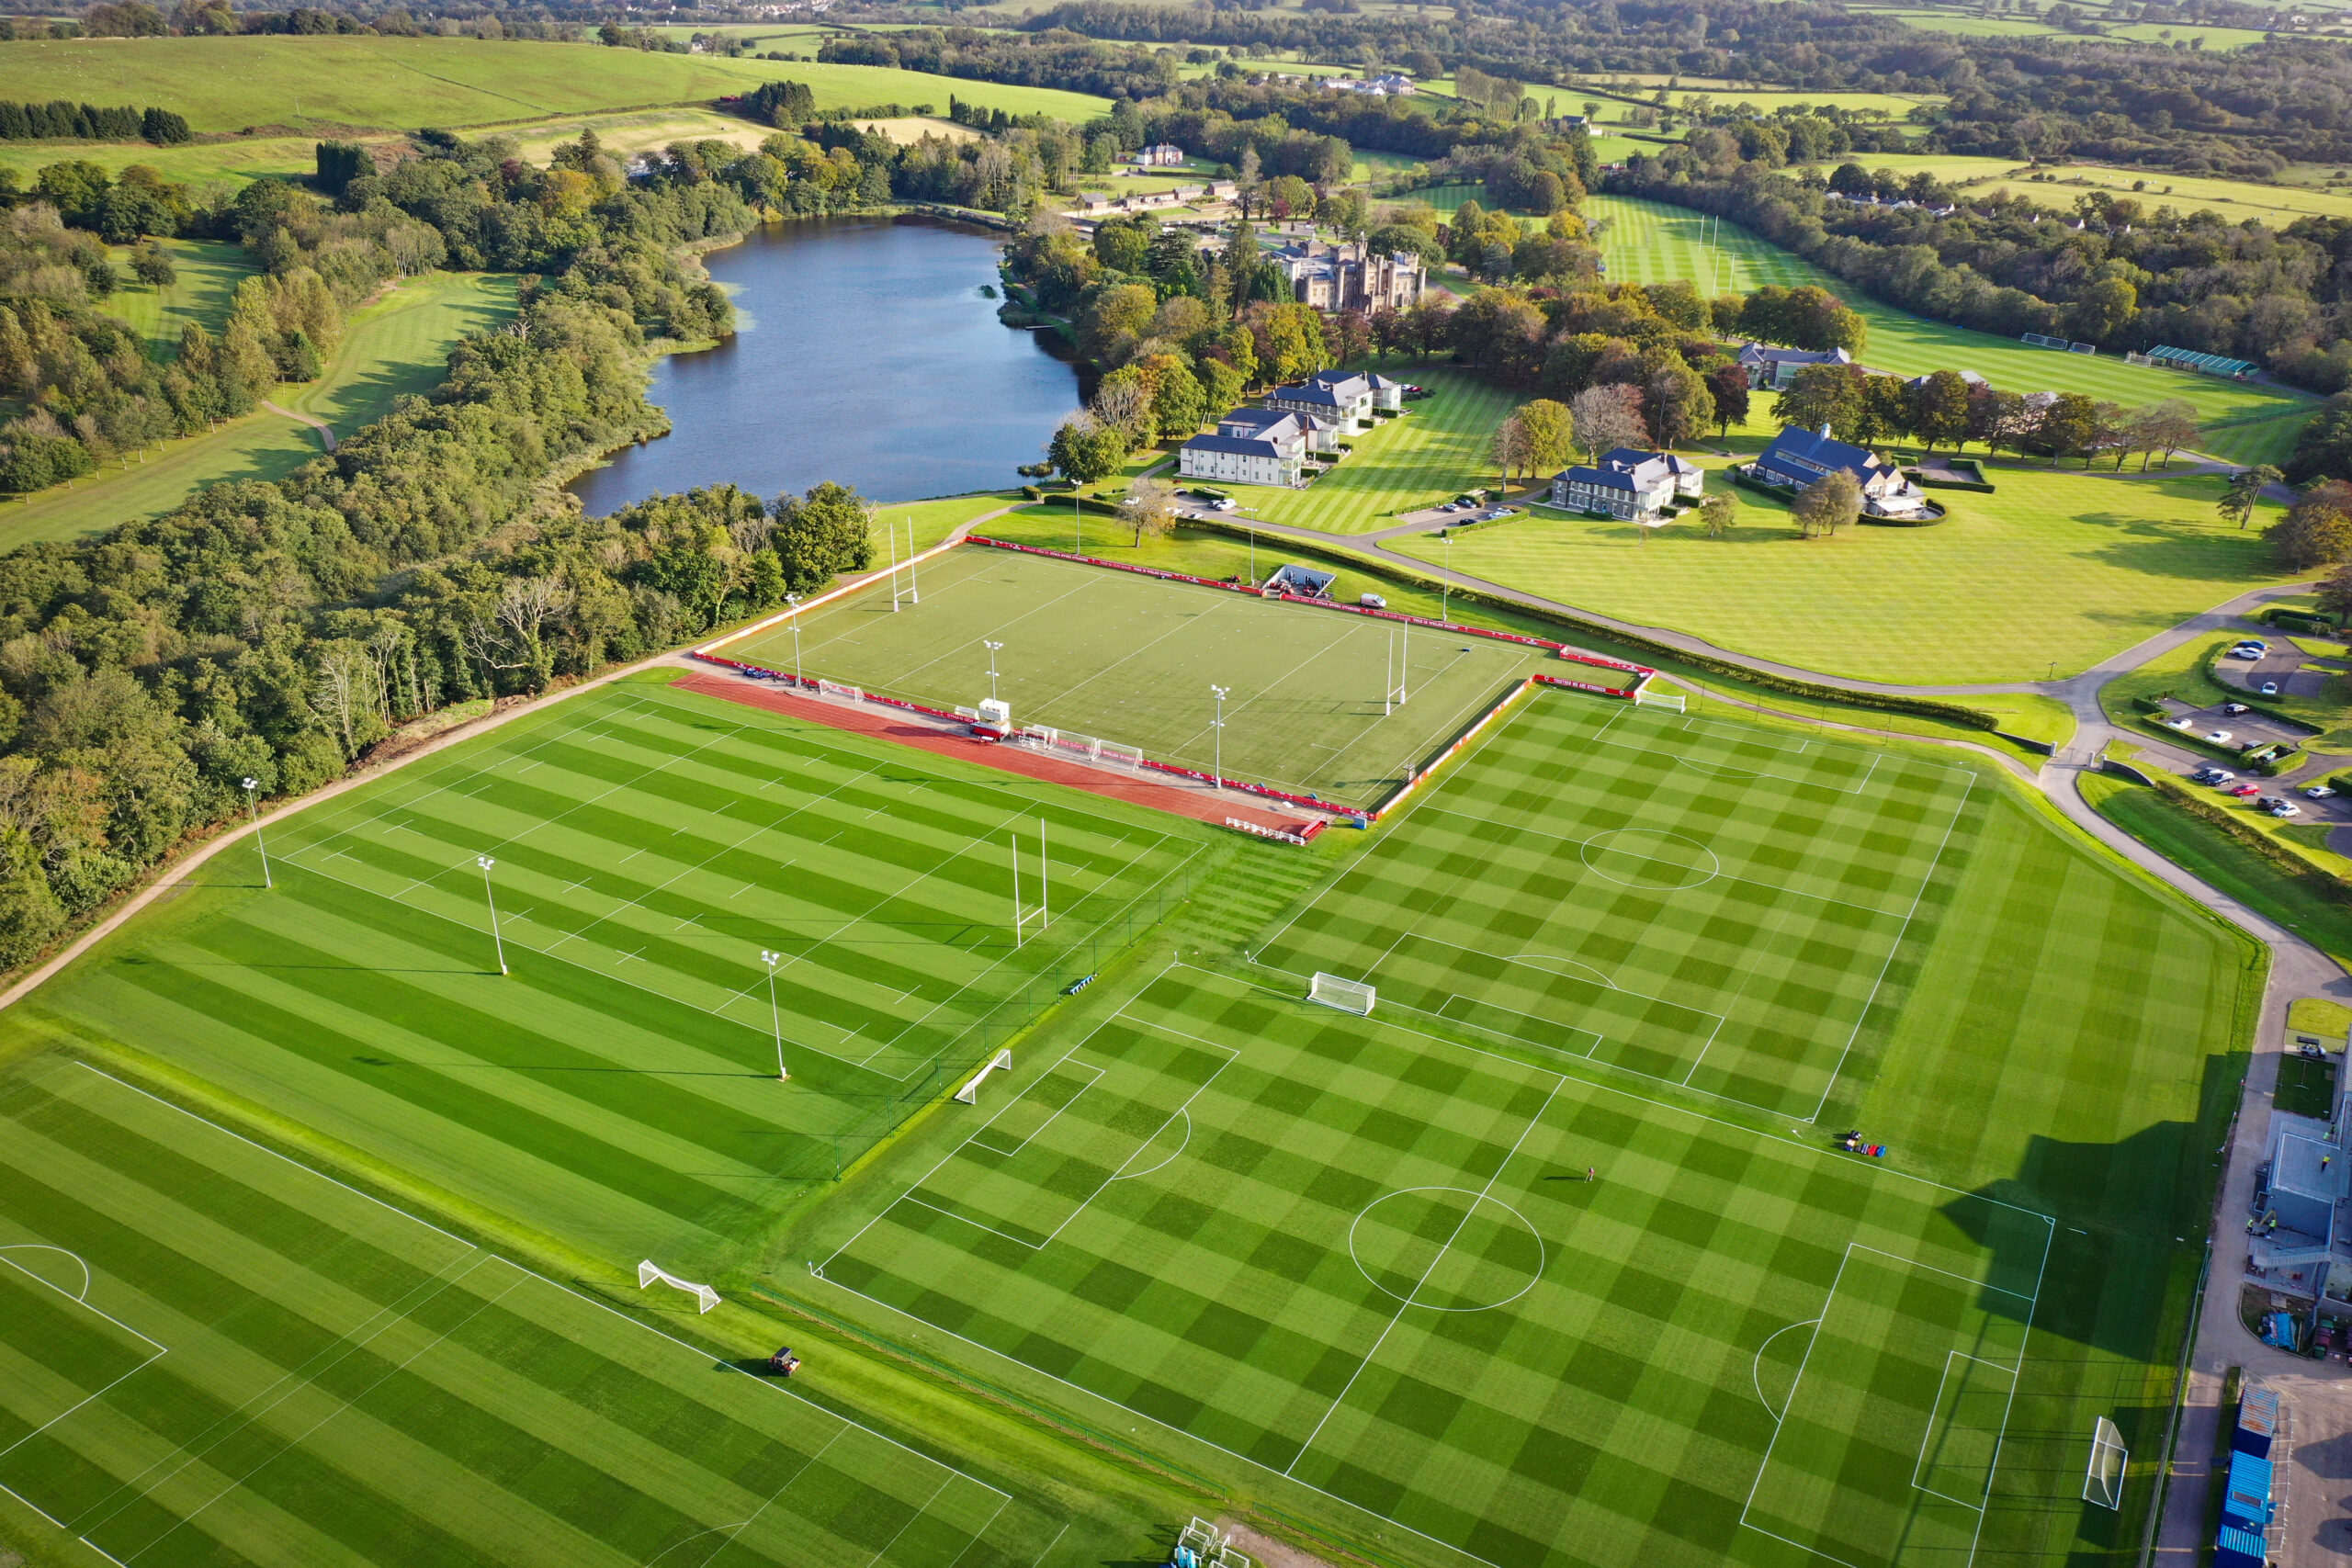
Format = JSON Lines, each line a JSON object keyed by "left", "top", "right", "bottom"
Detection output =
{"left": 569, "top": 214, "right": 1089, "bottom": 514}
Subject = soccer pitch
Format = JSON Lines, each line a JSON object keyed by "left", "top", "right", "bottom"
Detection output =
{"left": 719, "top": 544, "right": 1568, "bottom": 809}
{"left": 3, "top": 676, "right": 1204, "bottom": 1275}
{"left": 814, "top": 687, "right": 2236, "bottom": 1568}
{"left": 0, "top": 1057, "right": 1064, "bottom": 1568}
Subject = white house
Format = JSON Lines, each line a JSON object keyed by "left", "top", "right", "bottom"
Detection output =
{"left": 1130, "top": 143, "right": 1183, "bottom": 167}
{"left": 1180, "top": 408, "right": 1308, "bottom": 487}
{"left": 1749, "top": 424, "right": 1930, "bottom": 518}
{"left": 1550, "top": 448, "right": 1702, "bottom": 521}
{"left": 1264, "top": 370, "right": 1375, "bottom": 431}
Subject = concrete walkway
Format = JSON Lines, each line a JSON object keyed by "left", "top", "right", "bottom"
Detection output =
{"left": 261, "top": 399, "right": 337, "bottom": 454}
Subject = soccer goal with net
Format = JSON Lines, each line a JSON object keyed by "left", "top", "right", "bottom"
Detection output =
{"left": 1634, "top": 686, "right": 1686, "bottom": 713}
{"left": 956, "top": 1048, "right": 1013, "bottom": 1103}
{"left": 1309, "top": 973, "right": 1376, "bottom": 1015}
{"left": 2083, "top": 1416, "right": 2127, "bottom": 1509}
{"left": 638, "top": 1260, "right": 721, "bottom": 1314}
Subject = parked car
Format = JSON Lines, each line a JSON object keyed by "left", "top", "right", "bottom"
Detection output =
{"left": 1360, "top": 592, "right": 1387, "bottom": 609}
{"left": 2169, "top": 716, "right": 2198, "bottom": 730}
{"left": 2231, "top": 783, "right": 2263, "bottom": 798}
{"left": 2234, "top": 637, "right": 2269, "bottom": 654}
{"left": 2274, "top": 802, "right": 2303, "bottom": 818}
{"left": 2308, "top": 784, "right": 2337, "bottom": 798}
{"left": 2262, "top": 682, "right": 2280, "bottom": 695}
{"left": 1210, "top": 498, "right": 1238, "bottom": 512}
{"left": 2207, "top": 730, "right": 2234, "bottom": 745}
{"left": 2208, "top": 772, "right": 2238, "bottom": 786}
{"left": 2223, "top": 703, "right": 2250, "bottom": 716}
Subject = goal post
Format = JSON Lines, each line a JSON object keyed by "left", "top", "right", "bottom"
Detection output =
{"left": 956, "top": 1048, "right": 1013, "bottom": 1103}
{"left": 2083, "top": 1416, "right": 2127, "bottom": 1509}
{"left": 1309, "top": 972, "right": 1376, "bottom": 1015}
{"left": 638, "top": 1259, "right": 721, "bottom": 1314}
{"left": 1634, "top": 686, "right": 1686, "bottom": 713}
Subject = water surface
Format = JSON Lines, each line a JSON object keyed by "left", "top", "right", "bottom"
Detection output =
{"left": 570, "top": 214, "right": 1088, "bottom": 513}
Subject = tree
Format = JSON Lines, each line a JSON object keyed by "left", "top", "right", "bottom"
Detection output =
{"left": 1047, "top": 413, "right": 1125, "bottom": 486}
{"left": 1793, "top": 470, "right": 1862, "bottom": 538}
{"left": 1090, "top": 368, "right": 1154, "bottom": 447}
{"left": 1121, "top": 476, "right": 1178, "bottom": 547}
{"left": 2038, "top": 392, "right": 2100, "bottom": 467}
{"left": 772, "top": 481, "right": 875, "bottom": 592}
{"left": 2267, "top": 502, "right": 2352, "bottom": 570}
{"left": 2219, "top": 466, "right": 2282, "bottom": 530}
{"left": 1570, "top": 384, "right": 1648, "bottom": 462}
{"left": 1775, "top": 364, "right": 1861, "bottom": 441}
{"left": 2067, "top": 276, "right": 2138, "bottom": 346}
{"left": 1906, "top": 370, "right": 1971, "bottom": 455}
{"left": 1706, "top": 364, "right": 1750, "bottom": 435}
{"left": 2318, "top": 559, "right": 2352, "bottom": 622}
{"left": 1517, "top": 399, "right": 1574, "bottom": 476}
{"left": 1699, "top": 490, "right": 1741, "bottom": 538}
{"left": 1489, "top": 413, "right": 1532, "bottom": 486}
{"left": 2135, "top": 400, "right": 2199, "bottom": 470}
{"left": 128, "top": 243, "right": 175, "bottom": 289}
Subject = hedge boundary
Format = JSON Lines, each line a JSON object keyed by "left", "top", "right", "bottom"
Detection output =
{"left": 1173, "top": 516, "right": 2006, "bottom": 733}
{"left": 2106, "top": 758, "right": 2352, "bottom": 904}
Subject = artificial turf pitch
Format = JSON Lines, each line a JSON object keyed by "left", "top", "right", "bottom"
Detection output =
{"left": 0, "top": 1058, "right": 1062, "bottom": 1568}
{"left": 817, "top": 687, "right": 2238, "bottom": 1568}
{"left": 719, "top": 544, "right": 1563, "bottom": 809}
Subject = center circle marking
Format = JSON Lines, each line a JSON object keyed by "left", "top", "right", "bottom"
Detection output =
{"left": 1348, "top": 1186, "right": 1546, "bottom": 1313}
{"left": 1580, "top": 828, "right": 1721, "bottom": 891}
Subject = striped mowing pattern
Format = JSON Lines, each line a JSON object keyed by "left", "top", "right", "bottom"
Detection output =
{"left": 17, "top": 681, "right": 1202, "bottom": 1273}
{"left": 0, "top": 1059, "right": 1062, "bottom": 1568}
{"left": 1219, "top": 370, "right": 1523, "bottom": 536}
{"left": 822, "top": 962, "right": 2055, "bottom": 1568}
{"left": 1254, "top": 691, "right": 1976, "bottom": 1118}
{"left": 1583, "top": 194, "right": 2312, "bottom": 434}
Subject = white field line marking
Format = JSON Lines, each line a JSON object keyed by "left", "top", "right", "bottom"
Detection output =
{"left": 76, "top": 1535, "right": 133, "bottom": 1568}
{"left": 1284, "top": 1077, "right": 1561, "bottom": 1477}
{"left": 1432, "top": 992, "right": 1603, "bottom": 1061}
{"left": 1803, "top": 773, "right": 1974, "bottom": 1123}
{"left": 47, "top": 1069, "right": 1013, "bottom": 1529}
{"left": 1963, "top": 1215, "right": 2052, "bottom": 1568}
{"left": 0, "top": 1479, "right": 65, "bottom": 1529}
{"left": 1910, "top": 1350, "right": 2018, "bottom": 1509}
{"left": 967, "top": 1062, "right": 1105, "bottom": 1158}
{"left": 684, "top": 1427, "right": 843, "bottom": 1568}
{"left": 1751, "top": 1317, "right": 1819, "bottom": 1423}
{"left": 0, "top": 1261, "right": 169, "bottom": 1466}
{"left": 1251, "top": 689, "right": 1611, "bottom": 960}
{"left": 1108, "top": 1109, "right": 1190, "bottom": 1182}
{"left": 853, "top": 1474, "right": 956, "bottom": 1568}
{"left": 114, "top": 1264, "right": 523, "bottom": 1562}
{"left": 0, "top": 1243, "right": 91, "bottom": 1302}
{"left": 72, "top": 1252, "right": 494, "bottom": 1547}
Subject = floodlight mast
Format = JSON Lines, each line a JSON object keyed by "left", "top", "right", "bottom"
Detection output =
{"left": 784, "top": 593, "right": 804, "bottom": 686}
{"left": 241, "top": 777, "right": 270, "bottom": 889}
{"left": 760, "top": 949, "right": 788, "bottom": 1080}
{"left": 1209, "top": 684, "right": 1229, "bottom": 789}
{"left": 982, "top": 640, "right": 1003, "bottom": 704}
{"left": 477, "top": 855, "right": 507, "bottom": 975}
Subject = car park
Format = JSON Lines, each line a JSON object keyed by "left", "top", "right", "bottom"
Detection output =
{"left": 2207, "top": 730, "right": 2233, "bottom": 745}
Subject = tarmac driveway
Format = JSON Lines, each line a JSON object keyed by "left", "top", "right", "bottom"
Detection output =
{"left": 2218, "top": 638, "right": 2347, "bottom": 701}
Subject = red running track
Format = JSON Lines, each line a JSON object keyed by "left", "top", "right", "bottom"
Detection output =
{"left": 673, "top": 672, "right": 1328, "bottom": 838}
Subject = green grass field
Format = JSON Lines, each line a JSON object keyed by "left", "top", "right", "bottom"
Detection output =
{"left": 1584, "top": 194, "right": 2314, "bottom": 438}
{"left": 0, "top": 36, "right": 1110, "bottom": 135}
{"left": 0, "top": 675, "right": 1204, "bottom": 1278}
{"left": 96, "top": 238, "right": 254, "bottom": 358}
{"left": 1394, "top": 460, "right": 2292, "bottom": 685}
{"left": 1949, "top": 164, "right": 2352, "bottom": 227}
{"left": 814, "top": 689, "right": 2238, "bottom": 1568}
{"left": 0, "top": 268, "right": 514, "bottom": 551}
{"left": 718, "top": 543, "right": 1567, "bottom": 808}
{"left": 1201, "top": 370, "right": 1520, "bottom": 536}
{"left": 0, "top": 1056, "right": 1069, "bottom": 1568}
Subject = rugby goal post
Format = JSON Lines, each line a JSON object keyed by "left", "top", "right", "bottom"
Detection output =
{"left": 638, "top": 1260, "right": 720, "bottom": 1314}
{"left": 956, "top": 1049, "right": 1012, "bottom": 1103}
{"left": 1309, "top": 972, "right": 1376, "bottom": 1015}
{"left": 2082, "top": 1416, "right": 2127, "bottom": 1509}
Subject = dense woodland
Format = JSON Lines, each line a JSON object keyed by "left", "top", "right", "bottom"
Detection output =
{"left": 0, "top": 129, "right": 890, "bottom": 968}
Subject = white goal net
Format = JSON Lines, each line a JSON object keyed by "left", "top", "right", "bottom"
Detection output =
{"left": 2083, "top": 1416, "right": 2127, "bottom": 1509}
{"left": 1634, "top": 687, "right": 1686, "bottom": 713}
{"left": 1309, "top": 973, "right": 1376, "bottom": 1015}
{"left": 638, "top": 1260, "right": 720, "bottom": 1314}
{"left": 817, "top": 678, "right": 863, "bottom": 703}
{"left": 956, "top": 1048, "right": 1013, "bottom": 1103}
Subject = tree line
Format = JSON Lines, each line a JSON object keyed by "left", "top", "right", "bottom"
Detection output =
{"left": 0, "top": 102, "right": 190, "bottom": 144}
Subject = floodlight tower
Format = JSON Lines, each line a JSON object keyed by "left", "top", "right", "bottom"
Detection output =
{"left": 1442, "top": 533, "right": 1453, "bottom": 624}
{"left": 477, "top": 855, "right": 507, "bottom": 975}
{"left": 241, "top": 776, "right": 270, "bottom": 889}
{"left": 784, "top": 593, "right": 804, "bottom": 686}
{"left": 983, "top": 640, "right": 1004, "bottom": 704}
{"left": 1209, "top": 684, "right": 1230, "bottom": 789}
{"left": 759, "top": 949, "right": 788, "bottom": 1080}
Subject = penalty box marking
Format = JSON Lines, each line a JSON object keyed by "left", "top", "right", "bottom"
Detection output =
{"left": 852, "top": 1011, "right": 1241, "bottom": 1257}
{"left": 0, "top": 1249, "right": 171, "bottom": 1504}
{"left": 1740, "top": 1236, "right": 2046, "bottom": 1568}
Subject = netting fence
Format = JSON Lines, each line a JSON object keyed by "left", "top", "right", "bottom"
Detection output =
{"left": 774, "top": 859, "right": 1198, "bottom": 1182}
